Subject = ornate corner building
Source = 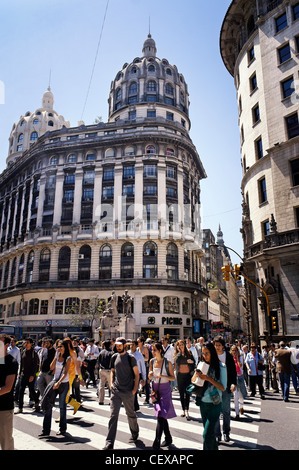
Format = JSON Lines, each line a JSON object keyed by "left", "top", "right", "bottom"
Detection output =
{"left": 220, "top": 0, "right": 299, "bottom": 342}
{"left": 0, "top": 35, "right": 208, "bottom": 341}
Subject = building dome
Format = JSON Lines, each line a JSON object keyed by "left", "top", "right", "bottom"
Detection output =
{"left": 108, "top": 35, "right": 190, "bottom": 130}
{"left": 7, "top": 87, "right": 70, "bottom": 166}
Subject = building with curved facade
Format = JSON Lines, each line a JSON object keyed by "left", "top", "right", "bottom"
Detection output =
{"left": 0, "top": 35, "right": 207, "bottom": 341}
{"left": 220, "top": 0, "right": 299, "bottom": 342}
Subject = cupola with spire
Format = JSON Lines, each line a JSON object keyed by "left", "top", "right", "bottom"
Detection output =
{"left": 7, "top": 87, "right": 70, "bottom": 166}
{"left": 108, "top": 33, "right": 191, "bottom": 130}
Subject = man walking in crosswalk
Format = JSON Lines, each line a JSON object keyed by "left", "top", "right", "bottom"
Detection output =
{"left": 103, "top": 337, "right": 140, "bottom": 450}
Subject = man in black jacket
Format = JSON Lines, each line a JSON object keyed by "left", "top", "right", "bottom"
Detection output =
{"left": 16, "top": 338, "right": 40, "bottom": 413}
{"left": 37, "top": 337, "right": 56, "bottom": 397}
{"left": 97, "top": 340, "right": 113, "bottom": 405}
{"left": 213, "top": 336, "right": 237, "bottom": 443}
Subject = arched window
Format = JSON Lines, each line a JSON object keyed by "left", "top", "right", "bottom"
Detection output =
{"left": 18, "top": 134, "right": 24, "bottom": 142}
{"left": 48, "top": 120, "right": 54, "bottom": 127}
{"left": 105, "top": 148, "right": 115, "bottom": 158}
{"left": 50, "top": 156, "right": 58, "bottom": 165}
{"left": 33, "top": 118, "right": 39, "bottom": 124}
{"left": 18, "top": 254, "right": 24, "bottom": 284}
{"left": 142, "top": 295, "right": 160, "bottom": 313}
{"left": 166, "top": 68, "right": 172, "bottom": 76}
{"left": 143, "top": 241, "right": 157, "bottom": 278}
{"left": 164, "top": 296, "right": 180, "bottom": 314}
{"left": 121, "top": 242, "right": 134, "bottom": 279}
{"left": 67, "top": 154, "right": 77, "bottom": 163}
{"left": 148, "top": 64, "right": 155, "bottom": 72}
{"left": 116, "top": 88, "right": 122, "bottom": 101}
{"left": 65, "top": 297, "right": 80, "bottom": 315}
{"left": 58, "top": 246, "right": 71, "bottom": 281}
{"left": 26, "top": 251, "right": 34, "bottom": 283}
{"left": 78, "top": 245, "right": 91, "bottom": 280}
{"left": 99, "top": 244, "right": 112, "bottom": 280}
{"left": 30, "top": 131, "right": 38, "bottom": 141}
{"left": 166, "top": 243, "right": 178, "bottom": 280}
{"left": 39, "top": 248, "right": 51, "bottom": 281}
{"left": 29, "top": 298, "right": 39, "bottom": 315}
{"left": 146, "top": 145, "right": 156, "bottom": 154}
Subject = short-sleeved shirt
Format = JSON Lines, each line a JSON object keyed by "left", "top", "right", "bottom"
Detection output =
{"left": 0, "top": 354, "right": 18, "bottom": 410}
{"left": 110, "top": 352, "right": 137, "bottom": 392}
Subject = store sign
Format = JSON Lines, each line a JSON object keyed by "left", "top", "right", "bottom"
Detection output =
{"left": 162, "top": 317, "right": 183, "bottom": 326}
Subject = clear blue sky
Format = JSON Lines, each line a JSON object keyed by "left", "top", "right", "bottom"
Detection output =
{"left": 0, "top": 0, "right": 243, "bottom": 265}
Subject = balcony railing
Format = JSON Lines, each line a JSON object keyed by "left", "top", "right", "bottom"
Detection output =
{"left": 245, "top": 228, "right": 299, "bottom": 259}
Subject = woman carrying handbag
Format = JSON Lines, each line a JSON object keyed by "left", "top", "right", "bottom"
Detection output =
{"left": 148, "top": 342, "right": 176, "bottom": 449}
{"left": 39, "top": 339, "right": 71, "bottom": 437}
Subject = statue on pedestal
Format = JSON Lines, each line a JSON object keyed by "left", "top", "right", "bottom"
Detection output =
{"left": 122, "top": 289, "right": 133, "bottom": 318}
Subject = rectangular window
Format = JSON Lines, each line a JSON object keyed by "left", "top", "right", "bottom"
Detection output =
{"left": 55, "top": 300, "right": 64, "bottom": 315}
{"left": 281, "top": 76, "right": 294, "bottom": 98}
{"left": 293, "top": 3, "right": 299, "bottom": 20}
{"left": 250, "top": 73, "right": 257, "bottom": 92}
{"left": 144, "top": 164, "right": 157, "bottom": 178}
{"left": 259, "top": 177, "right": 267, "bottom": 204}
{"left": 82, "top": 188, "right": 94, "bottom": 201}
{"left": 291, "top": 158, "right": 299, "bottom": 186}
{"left": 102, "top": 186, "right": 114, "bottom": 198}
{"left": 144, "top": 185, "right": 157, "bottom": 196}
{"left": 147, "top": 110, "right": 156, "bottom": 118}
{"left": 295, "top": 207, "right": 299, "bottom": 227}
{"left": 123, "top": 166, "right": 135, "bottom": 179}
{"left": 129, "top": 110, "right": 136, "bottom": 120}
{"left": 296, "top": 35, "right": 299, "bottom": 53}
{"left": 278, "top": 43, "right": 291, "bottom": 63}
{"left": 276, "top": 12, "right": 288, "bottom": 32}
{"left": 252, "top": 104, "right": 260, "bottom": 124}
{"left": 256, "top": 137, "right": 263, "bottom": 159}
{"left": 286, "top": 113, "right": 299, "bottom": 139}
{"left": 262, "top": 220, "right": 270, "bottom": 237}
{"left": 166, "top": 112, "right": 174, "bottom": 121}
{"left": 166, "top": 166, "right": 177, "bottom": 180}
{"left": 103, "top": 168, "right": 114, "bottom": 181}
{"left": 40, "top": 300, "right": 48, "bottom": 315}
{"left": 248, "top": 45, "right": 255, "bottom": 63}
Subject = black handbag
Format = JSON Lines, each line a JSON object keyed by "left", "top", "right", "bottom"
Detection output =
{"left": 150, "top": 358, "right": 166, "bottom": 404}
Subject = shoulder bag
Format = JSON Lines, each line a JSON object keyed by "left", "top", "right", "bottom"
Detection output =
{"left": 150, "top": 357, "right": 166, "bottom": 404}
{"left": 40, "top": 359, "right": 66, "bottom": 413}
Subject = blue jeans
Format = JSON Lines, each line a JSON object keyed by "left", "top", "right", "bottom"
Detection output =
{"left": 214, "top": 390, "right": 231, "bottom": 438}
{"left": 279, "top": 373, "right": 290, "bottom": 401}
{"left": 42, "top": 382, "right": 69, "bottom": 434}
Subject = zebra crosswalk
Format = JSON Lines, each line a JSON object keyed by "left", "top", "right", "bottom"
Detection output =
{"left": 12, "top": 388, "right": 262, "bottom": 451}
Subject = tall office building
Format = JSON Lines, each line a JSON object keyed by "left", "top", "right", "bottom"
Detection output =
{"left": 220, "top": 0, "right": 299, "bottom": 342}
{"left": 0, "top": 35, "right": 207, "bottom": 341}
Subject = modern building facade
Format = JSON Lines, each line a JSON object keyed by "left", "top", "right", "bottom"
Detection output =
{"left": 220, "top": 0, "right": 299, "bottom": 342}
{"left": 0, "top": 35, "right": 207, "bottom": 341}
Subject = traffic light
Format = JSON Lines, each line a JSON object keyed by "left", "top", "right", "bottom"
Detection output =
{"left": 234, "top": 264, "right": 241, "bottom": 281}
{"left": 271, "top": 314, "right": 278, "bottom": 332}
{"left": 221, "top": 265, "right": 230, "bottom": 281}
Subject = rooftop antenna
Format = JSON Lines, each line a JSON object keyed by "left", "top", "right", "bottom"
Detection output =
{"left": 48, "top": 69, "right": 52, "bottom": 90}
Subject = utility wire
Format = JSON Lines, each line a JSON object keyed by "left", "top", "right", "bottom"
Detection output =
{"left": 80, "top": 0, "right": 110, "bottom": 121}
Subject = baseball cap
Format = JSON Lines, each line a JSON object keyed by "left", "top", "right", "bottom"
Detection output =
{"left": 115, "top": 337, "right": 126, "bottom": 345}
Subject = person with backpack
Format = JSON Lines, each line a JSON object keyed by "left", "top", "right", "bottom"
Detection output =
{"left": 103, "top": 337, "right": 140, "bottom": 450}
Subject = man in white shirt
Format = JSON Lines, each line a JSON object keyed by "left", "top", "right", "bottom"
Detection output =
{"left": 128, "top": 340, "right": 146, "bottom": 411}
{"left": 186, "top": 337, "right": 198, "bottom": 365}
{"left": 161, "top": 336, "right": 175, "bottom": 365}
{"left": 84, "top": 339, "right": 100, "bottom": 387}
{"left": 7, "top": 337, "right": 21, "bottom": 366}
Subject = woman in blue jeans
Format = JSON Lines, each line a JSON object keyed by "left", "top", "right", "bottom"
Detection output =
{"left": 39, "top": 339, "right": 71, "bottom": 437}
{"left": 193, "top": 342, "right": 227, "bottom": 450}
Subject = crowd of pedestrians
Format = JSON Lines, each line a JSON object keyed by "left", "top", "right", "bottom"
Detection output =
{"left": 0, "top": 331, "right": 299, "bottom": 450}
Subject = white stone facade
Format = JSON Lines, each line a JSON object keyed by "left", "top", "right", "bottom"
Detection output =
{"left": 221, "top": 0, "right": 299, "bottom": 342}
